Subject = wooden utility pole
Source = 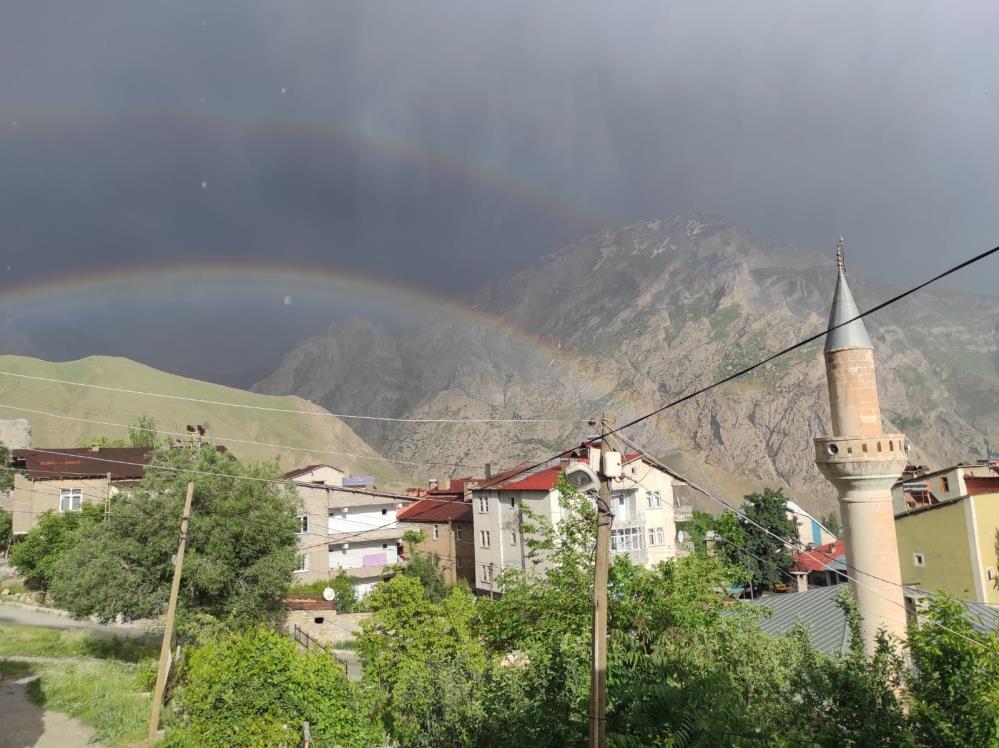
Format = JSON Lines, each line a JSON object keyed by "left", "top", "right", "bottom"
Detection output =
{"left": 589, "top": 413, "right": 616, "bottom": 748}
{"left": 148, "top": 481, "right": 194, "bottom": 740}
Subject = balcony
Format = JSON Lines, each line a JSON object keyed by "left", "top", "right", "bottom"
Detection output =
{"left": 673, "top": 503, "right": 694, "bottom": 522}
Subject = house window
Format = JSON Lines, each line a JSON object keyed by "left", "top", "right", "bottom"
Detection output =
{"left": 648, "top": 528, "right": 656, "bottom": 547}
{"left": 433, "top": 524, "right": 440, "bottom": 540}
{"left": 646, "top": 490, "right": 661, "bottom": 508}
{"left": 480, "top": 530, "right": 491, "bottom": 548}
{"left": 941, "top": 477, "right": 950, "bottom": 492}
{"left": 298, "top": 515, "right": 309, "bottom": 534}
{"left": 611, "top": 527, "right": 645, "bottom": 552}
{"left": 294, "top": 554, "right": 310, "bottom": 573}
{"left": 480, "top": 563, "right": 493, "bottom": 583}
{"left": 913, "top": 553, "right": 925, "bottom": 568}
{"left": 59, "top": 488, "right": 82, "bottom": 513}
{"left": 478, "top": 496, "right": 489, "bottom": 513}
{"left": 510, "top": 531, "right": 518, "bottom": 545}
{"left": 656, "top": 527, "right": 665, "bottom": 546}
{"left": 456, "top": 527, "right": 463, "bottom": 542}
{"left": 381, "top": 508, "right": 388, "bottom": 516}
{"left": 509, "top": 497, "right": 515, "bottom": 508}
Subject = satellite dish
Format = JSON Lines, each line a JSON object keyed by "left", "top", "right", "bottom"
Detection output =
{"left": 322, "top": 587, "right": 336, "bottom": 602}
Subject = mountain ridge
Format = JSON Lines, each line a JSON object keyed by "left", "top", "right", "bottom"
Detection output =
{"left": 256, "top": 214, "right": 999, "bottom": 517}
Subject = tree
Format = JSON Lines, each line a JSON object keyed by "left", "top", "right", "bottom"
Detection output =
{"left": 9, "top": 504, "right": 105, "bottom": 589}
{"left": 0, "top": 508, "right": 11, "bottom": 555}
{"left": 737, "top": 488, "right": 797, "bottom": 589}
{"left": 128, "top": 413, "right": 158, "bottom": 449}
{"left": 823, "top": 511, "right": 842, "bottom": 537}
{"left": 165, "top": 625, "right": 380, "bottom": 748}
{"left": 330, "top": 569, "right": 358, "bottom": 613}
{"left": 906, "top": 596, "right": 999, "bottom": 747}
{"left": 0, "top": 440, "right": 14, "bottom": 493}
{"left": 46, "top": 445, "right": 300, "bottom": 624}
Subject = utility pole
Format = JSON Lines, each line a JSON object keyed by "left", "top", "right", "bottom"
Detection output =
{"left": 149, "top": 481, "right": 194, "bottom": 740}
{"left": 589, "top": 413, "right": 618, "bottom": 748}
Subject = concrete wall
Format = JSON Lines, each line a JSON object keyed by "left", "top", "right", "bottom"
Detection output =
{"left": 400, "top": 519, "right": 475, "bottom": 586}
{"left": 11, "top": 474, "right": 112, "bottom": 535}
{"left": 970, "top": 493, "right": 999, "bottom": 606}
{"left": 896, "top": 500, "right": 979, "bottom": 601}
{"left": 330, "top": 505, "right": 397, "bottom": 534}
{"left": 294, "top": 484, "right": 332, "bottom": 583}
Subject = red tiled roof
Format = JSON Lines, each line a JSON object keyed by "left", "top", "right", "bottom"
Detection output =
{"left": 397, "top": 498, "right": 473, "bottom": 523}
{"left": 12, "top": 448, "right": 154, "bottom": 481}
{"left": 488, "top": 465, "right": 564, "bottom": 491}
{"left": 792, "top": 540, "right": 846, "bottom": 573}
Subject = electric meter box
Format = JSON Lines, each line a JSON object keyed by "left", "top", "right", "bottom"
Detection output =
{"left": 601, "top": 451, "right": 623, "bottom": 478}
{"left": 588, "top": 447, "right": 601, "bottom": 473}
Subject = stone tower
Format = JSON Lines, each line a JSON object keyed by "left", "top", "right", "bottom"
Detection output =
{"left": 814, "top": 240, "right": 907, "bottom": 651}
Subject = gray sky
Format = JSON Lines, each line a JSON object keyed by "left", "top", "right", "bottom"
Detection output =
{"left": 1, "top": 1, "right": 998, "bottom": 380}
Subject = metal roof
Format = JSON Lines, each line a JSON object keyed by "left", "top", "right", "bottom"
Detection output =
{"left": 747, "top": 584, "right": 999, "bottom": 655}
{"left": 824, "top": 247, "right": 873, "bottom": 352}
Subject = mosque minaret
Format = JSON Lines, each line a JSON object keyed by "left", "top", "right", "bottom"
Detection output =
{"left": 814, "top": 239, "right": 908, "bottom": 651}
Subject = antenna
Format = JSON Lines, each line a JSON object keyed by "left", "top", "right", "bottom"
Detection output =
{"left": 836, "top": 237, "right": 845, "bottom": 269}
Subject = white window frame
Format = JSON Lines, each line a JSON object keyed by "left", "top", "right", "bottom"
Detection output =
{"left": 294, "top": 553, "right": 310, "bottom": 573}
{"left": 480, "top": 563, "right": 493, "bottom": 583}
{"left": 59, "top": 488, "right": 83, "bottom": 513}
{"left": 480, "top": 530, "right": 491, "bottom": 548}
{"left": 656, "top": 527, "right": 665, "bottom": 546}
{"left": 478, "top": 496, "right": 489, "bottom": 513}
{"left": 456, "top": 526, "right": 463, "bottom": 542}
{"left": 433, "top": 524, "right": 440, "bottom": 540}
{"left": 646, "top": 490, "right": 661, "bottom": 508}
{"left": 298, "top": 515, "right": 309, "bottom": 534}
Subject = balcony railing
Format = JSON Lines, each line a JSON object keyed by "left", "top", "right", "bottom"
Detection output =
{"left": 673, "top": 504, "right": 694, "bottom": 522}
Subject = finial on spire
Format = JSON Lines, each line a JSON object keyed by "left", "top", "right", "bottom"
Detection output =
{"left": 836, "top": 237, "right": 845, "bottom": 269}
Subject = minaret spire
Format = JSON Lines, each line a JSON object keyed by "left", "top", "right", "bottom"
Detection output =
{"left": 825, "top": 239, "right": 873, "bottom": 353}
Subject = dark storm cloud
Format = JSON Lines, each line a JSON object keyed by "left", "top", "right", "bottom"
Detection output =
{"left": 3, "top": 1, "right": 998, "bottom": 292}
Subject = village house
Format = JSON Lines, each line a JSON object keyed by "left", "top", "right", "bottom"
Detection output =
{"left": 470, "top": 444, "right": 691, "bottom": 595}
{"left": 284, "top": 464, "right": 409, "bottom": 596}
{"left": 9, "top": 447, "right": 153, "bottom": 536}
{"left": 892, "top": 461, "right": 999, "bottom": 607}
{"left": 397, "top": 477, "right": 476, "bottom": 586}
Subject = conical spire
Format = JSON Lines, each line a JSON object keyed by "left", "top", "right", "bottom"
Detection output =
{"left": 824, "top": 238, "right": 873, "bottom": 352}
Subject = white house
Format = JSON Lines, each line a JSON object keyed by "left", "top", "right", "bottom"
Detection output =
{"left": 284, "top": 463, "right": 407, "bottom": 596}
{"left": 469, "top": 445, "right": 690, "bottom": 595}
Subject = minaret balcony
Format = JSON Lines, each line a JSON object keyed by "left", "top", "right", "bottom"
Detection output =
{"left": 814, "top": 434, "right": 909, "bottom": 488}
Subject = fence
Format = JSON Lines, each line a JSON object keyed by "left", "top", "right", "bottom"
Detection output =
{"left": 292, "top": 624, "right": 349, "bottom": 675}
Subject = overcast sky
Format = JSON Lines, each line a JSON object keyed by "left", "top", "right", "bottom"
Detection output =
{"left": 1, "top": 2, "right": 998, "bottom": 380}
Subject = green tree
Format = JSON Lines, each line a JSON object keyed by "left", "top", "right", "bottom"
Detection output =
{"left": 738, "top": 488, "right": 797, "bottom": 589}
{"left": 0, "top": 440, "right": 14, "bottom": 492}
{"left": 165, "top": 625, "right": 380, "bottom": 748}
{"left": 823, "top": 511, "right": 842, "bottom": 537}
{"left": 330, "top": 569, "right": 358, "bottom": 613}
{"left": 357, "top": 575, "right": 487, "bottom": 748}
{"left": 127, "top": 413, "right": 158, "bottom": 449}
{"left": 46, "top": 445, "right": 299, "bottom": 624}
{"left": 906, "top": 596, "right": 999, "bottom": 747}
{"left": 9, "top": 504, "right": 105, "bottom": 589}
{"left": 0, "top": 508, "right": 11, "bottom": 554}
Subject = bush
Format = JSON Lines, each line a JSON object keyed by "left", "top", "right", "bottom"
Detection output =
{"left": 166, "top": 625, "right": 380, "bottom": 748}
{"left": 9, "top": 504, "right": 104, "bottom": 589}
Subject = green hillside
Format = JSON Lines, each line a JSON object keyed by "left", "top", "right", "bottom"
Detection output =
{"left": 0, "top": 356, "right": 409, "bottom": 488}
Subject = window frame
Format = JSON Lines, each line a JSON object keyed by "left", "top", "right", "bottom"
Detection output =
{"left": 294, "top": 553, "right": 310, "bottom": 573}
{"left": 298, "top": 515, "right": 309, "bottom": 534}
{"left": 59, "top": 487, "right": 83, "bottom": 513}
{"left": 432, "top": 524, "right": 440, "bottom": 540}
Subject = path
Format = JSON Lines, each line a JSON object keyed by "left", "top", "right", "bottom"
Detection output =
{"left": 0, "top": 602, "right": 157, "bottom": 638}
{"left": 0, "top": 675, "right": 101, "bottom": 748}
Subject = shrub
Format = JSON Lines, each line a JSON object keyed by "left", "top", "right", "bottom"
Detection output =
{"left": 165, "top": 625, "right": 380, "bottom": 748}
{"left": 9, "top": 504, "right": 104, "bottom": 589}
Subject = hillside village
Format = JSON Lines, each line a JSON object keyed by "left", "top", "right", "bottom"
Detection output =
{"left": 1, "top": 250, "right": 997, "bottom": 747}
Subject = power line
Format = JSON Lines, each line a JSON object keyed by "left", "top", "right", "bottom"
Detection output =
{"left": 0, "top": 370, "right": 587, "bottom": 424}
{"left": 604, "top": 240, "right": 999, "bottom": 441}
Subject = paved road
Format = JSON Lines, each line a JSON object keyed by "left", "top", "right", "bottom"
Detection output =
{"left": 0, "top": 603, "right": 157, "bottom": 638}
{"left": 0, "top": 675, "right": 101, "bottom": 748}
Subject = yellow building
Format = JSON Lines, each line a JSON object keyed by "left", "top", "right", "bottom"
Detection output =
{"left": 894, "top": 466, "right": 999, "bottom": 607}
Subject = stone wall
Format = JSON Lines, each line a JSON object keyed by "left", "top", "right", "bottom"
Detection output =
{"left": 285, "top": 610, "right": 370, "bottom": 645}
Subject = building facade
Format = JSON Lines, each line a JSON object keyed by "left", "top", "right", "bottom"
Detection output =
{"left": 894, "top": 465, "right": 999, "bottom": 607}
{"left": 9, "top": 447, "right": 152, "bottom": 536}
{"left": 813, "top": 241, "right": 909, "bottom": 651}
{"left": 397, "top": 489, "right": 475, "bottom": 587}
{"left": 469, "top": 449, "right": 689, "bottom": 595}
{"left": 285, "top": 464, "right": 408, "bottom": 596}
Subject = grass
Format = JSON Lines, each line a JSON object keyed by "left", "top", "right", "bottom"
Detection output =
{"left": 26, "top": 659, "right": 156, "bottom": 746}
{"left": 0, "top": 658, "right": 33, "bottom": 678}
{"left": 0, "top": 623, "right": 159, "bottom": 662}
{"left": 1, "top": 579, "right": 28, "bottom": 594}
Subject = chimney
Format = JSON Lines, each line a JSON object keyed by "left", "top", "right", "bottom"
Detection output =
{"left": 792, "top": 571, "right": 808, "bottom": 594}
{"left": 440, "top": 476, "right": 451, "bottom": 491}
{"left": 484, "top": 462, "right": 492, "bottom": 479}
{"left": 428, "top": 478, "right": 439, "bottom": 491}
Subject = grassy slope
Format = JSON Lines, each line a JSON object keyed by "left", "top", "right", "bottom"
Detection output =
{"left": 0, "top": 356, "right": 408, "bottom": 488}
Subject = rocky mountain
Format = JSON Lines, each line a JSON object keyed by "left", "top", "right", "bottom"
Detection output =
{"left": 255, "top": 215, "right": 999, "bottom": 517}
